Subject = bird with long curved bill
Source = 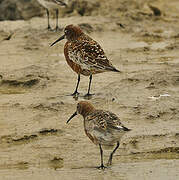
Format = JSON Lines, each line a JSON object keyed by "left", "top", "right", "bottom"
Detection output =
{"left": 67, "top": 101, "right": 131, "bottom": 169}
{"left": 51, "top": 24, "right": 120, "bottom": 97}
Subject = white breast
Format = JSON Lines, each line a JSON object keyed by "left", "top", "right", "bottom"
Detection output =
{"left": 68, "top": 49, "right": 90, "bottom": 70}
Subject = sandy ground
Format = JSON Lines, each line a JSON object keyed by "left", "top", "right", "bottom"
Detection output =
{"left": 0, "top": 3, "right": 179, "bottom": 180}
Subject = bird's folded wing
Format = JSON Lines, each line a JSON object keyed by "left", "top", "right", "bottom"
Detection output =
{"left": 103, "top": 111, "right": 125, "bottom": 130}
{"left": 79, "top": 41, "right": 115, "bottom": 71}
{"left": 86, "top": 110, "right": 130, "bottom": 133}
{"left": 86, "top": 110, "right": 123, "bottom": 131}
{"left": 86, "top": 111, "right": 107, "bottom": 132}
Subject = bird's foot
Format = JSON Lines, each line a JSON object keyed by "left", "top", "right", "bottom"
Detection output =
{"left": 71, "top": 91, "right": 80, "bottom": 97}
{"left": 97, "top": 164, "right": 107, "bottom": 170}
{"left": 47, "top": 26, "right": 53, "bottom": 31}
{"left": 66, "top": 91, "right": 80, "bottom": 100}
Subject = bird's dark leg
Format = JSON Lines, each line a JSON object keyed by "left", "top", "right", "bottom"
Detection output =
{"left": 107, "top": 141, "right": 120, "bottom": 166}
{"left": 46, "top": 9, "right": 52, "bottom": 31}
{"left": 54, "top": 9, "right": 62, "bottom": 31}
{"left": 84, "top": 74, "right": 94, "bottom": 97}
{"left": 97, "top": 144, "right": 107, "bottom": 169}
{"left": 55, "top": 9, "right": 59, "bottom": 31}
{"left": 71, "top": 74, "right": 80, "bottom": 96}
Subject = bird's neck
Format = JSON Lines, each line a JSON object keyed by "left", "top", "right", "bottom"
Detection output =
{"left": 81, "top": 106, "right": 96, "bottom": 118}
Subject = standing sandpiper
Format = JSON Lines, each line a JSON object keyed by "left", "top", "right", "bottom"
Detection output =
{"left": 37, "top": 0, "right": 68, "bottom": 31}
{"left": 67, "top": 101, "right": 131, "bottom": 169}
{"left": 51, "top": 24, "right": 120, "bottom": 97}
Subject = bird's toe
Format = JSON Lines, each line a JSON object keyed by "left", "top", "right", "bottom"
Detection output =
{"left": 47, "top": 26, "right": 53, "bottom": 31}
{"left": 97, "top": 164, "right": 107, "bottom": 170}
{"left": 71, "top": 91, "right": 80, "bottom": 97}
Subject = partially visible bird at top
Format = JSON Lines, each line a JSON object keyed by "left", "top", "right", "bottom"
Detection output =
{"left": 36, "top": 0, "right": 69, "bottom": 31}
{"left": 51, "top": 24, "right": 120, "bottom": 97}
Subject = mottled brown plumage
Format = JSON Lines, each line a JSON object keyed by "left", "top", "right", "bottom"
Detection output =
{"left": 51, "top": 24, "right": 120, "bottom": 96}
{"left": 67, "top": 101, "right": 131, "bottom": 169}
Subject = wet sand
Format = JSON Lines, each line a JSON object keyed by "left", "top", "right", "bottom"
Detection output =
{"left": 0, "top": 2, "right": 179, "bottom": 179}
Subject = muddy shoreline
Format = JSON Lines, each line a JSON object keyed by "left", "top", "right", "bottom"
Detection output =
{"left": 0, "top": 1, "right": 179, "bottom": 179}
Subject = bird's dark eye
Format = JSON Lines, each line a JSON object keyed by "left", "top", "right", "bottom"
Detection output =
{"left": 77, "top": 103, "right": 80, "bottom": 109}
{"left": 77, "top": 104, "right": 80, "bottom": 111}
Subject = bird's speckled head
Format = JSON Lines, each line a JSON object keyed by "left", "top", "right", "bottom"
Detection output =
{"left": 67, "top": 101, "right": 95, "bottom": 123}
{"left": 64, "top": 24, "right": 83, "bottom": 41}
{"left": 50, "top": 24, "right": 83, "bottom": 46}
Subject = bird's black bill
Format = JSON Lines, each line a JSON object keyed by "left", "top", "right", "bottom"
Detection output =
{"left": 50, "top": 34, "right": 65, "bottom": 47}
{"left": 66, "top": 111, "right": 77, "bottom": 124}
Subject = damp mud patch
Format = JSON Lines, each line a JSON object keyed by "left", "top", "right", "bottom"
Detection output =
{"left": 0, "top": 134, "right": 38, "bottom": 146}
{"left": 129, "top": 147, "right": 179, "bottom": 161}
{"left": 48, "top": 157, "right": 64, "bottom": 170}
{"left": 121, "top": 70, "right": 179, "bottom": 87}
{"left": 116, "top": 147, "right": 179, "bottom": 163}
{"left": 0, "top": 161, "right": 29, "bottom": 170}
{"left": 136, "top": 33, "right": 163, "bottom": 43}
{"left": 1, "top": 78, "right": 39, "bottom": 87}
{"left": 123, "top": 133, "right": 179, "bottom": 155}
{"left": 38, "top": 128, "right": 64, "bottom": 136}
{"left": 11, "top": 134, "right": 38, "bottom": 145}
{"left": 0, "top": 86, "right": 27, "bottom": 94}
{"left": 32, "top": 101, "right": 64, "bottom": 112}
{"left": 0, "top": 65, "right": 52, "bottom": 91}
{"left": 0, "top": 128, "right": 64, "bottom": 146}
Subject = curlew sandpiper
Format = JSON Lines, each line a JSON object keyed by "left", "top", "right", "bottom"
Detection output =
{"left": 67, "top": 101, "right": 131, "bottom": 169}
{"left": 51, "top": 24, "right": 120, "bottom": 97}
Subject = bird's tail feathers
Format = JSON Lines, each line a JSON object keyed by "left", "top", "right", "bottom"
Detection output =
{"left": 122, "top": 126, "right": 131, "bottom": 131}
{"left": 112, "top": 67, "right": 120, "bottom": 72}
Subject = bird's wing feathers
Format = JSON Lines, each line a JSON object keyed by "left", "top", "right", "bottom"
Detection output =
{"left": 84, "top": 42, "right": 115, "bottom": 70}
{"left": 86, "top": 111, "right": 107, "bottom": 132}
{"left": 73, "top": 38, "right": 115, "bottom": 71}
{"left": 86, "top": 110, "right": 125, "bottom": 132}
